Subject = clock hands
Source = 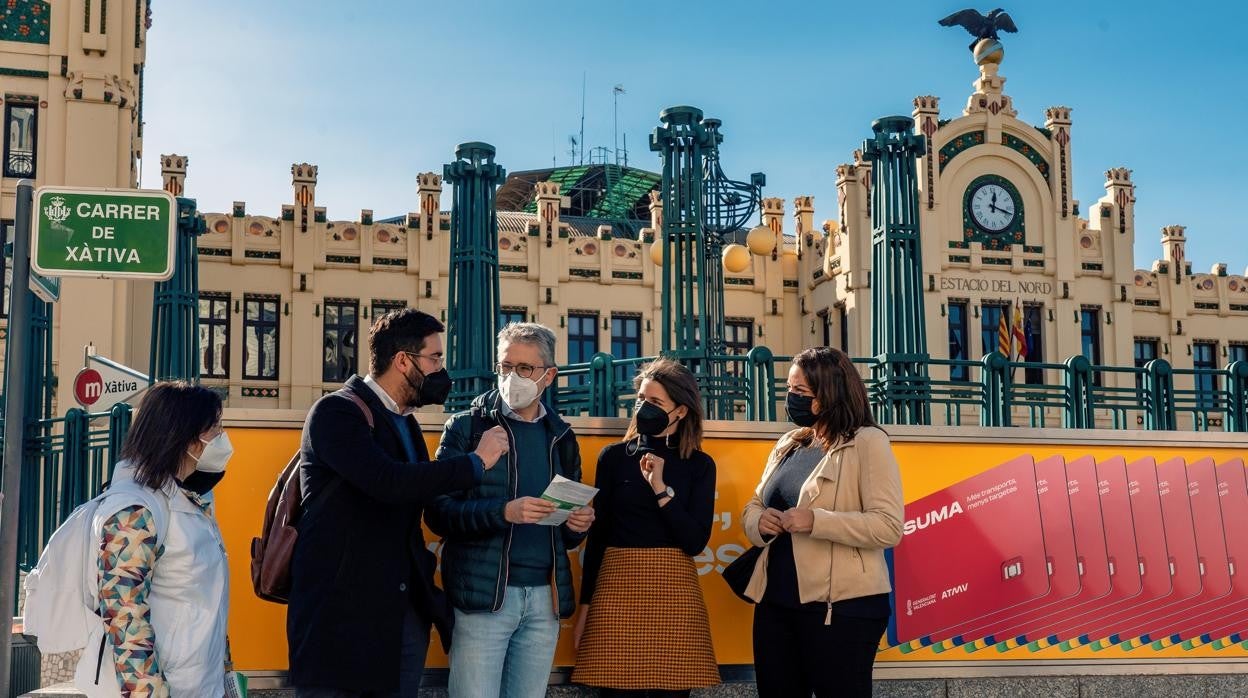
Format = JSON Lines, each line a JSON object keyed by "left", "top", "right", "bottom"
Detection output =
{"left": 989, "top": 202, "right": 1014, "bottom": 217}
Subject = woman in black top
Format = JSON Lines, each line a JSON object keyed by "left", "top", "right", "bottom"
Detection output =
{"left": 571, "top": 358, "right": 721, "bottom": 697}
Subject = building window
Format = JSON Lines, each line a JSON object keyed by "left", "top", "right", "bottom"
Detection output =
{"left": 567, "top": 312, "right": 598, "bottom": 384}
{"left": 819, "top": 309, "right": 831, "bottom": 348}
{"left": 1080, "top": 307, "right": 1102, "bottom": 386}
{"left": 724, "top": 320, "right": 755, "bottom": 355}
{"left": 371, "top": 299, "right": 406, "bottom": 323}
{"left": 198, "top": 292, "right": 230, "bottom": 379}
{"left": 611, "top": 314, "right": 642, "bottom": 383}
{"left": 3, "top": 101, "right": 37, "bottom": 178}
{"left": 243, "top": 294, "right": 280, "bottom": 381}
{"left": 1193, "top": 341, "right": 1218, "bottom": 409}
{"left": 1022, "top": 305, "right": 1043, "bottom": 384}
{"left": 948, "top": 301, "right": 969, "bottom": 382}
{"left": 1134, "top": 338, "right": 1159, "bottom": 392}
{"left": 980, "top": 303, "right": 1008, "bottom": 357}
{"left": 500, "top": 306, "right": 527, "bottom": 327}
{"left": 838, "top": 305, "right": 849, "bottom": 353}
{"left": 1231, "top": 344, "right": 1248, "bottom": 366}
{"left": 323, "top": 298, "right": 359, "bottom": 383}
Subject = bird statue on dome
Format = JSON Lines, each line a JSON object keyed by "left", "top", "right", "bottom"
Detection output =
{"left": 939, "top": 8, "right": 1019, "bottom": 52}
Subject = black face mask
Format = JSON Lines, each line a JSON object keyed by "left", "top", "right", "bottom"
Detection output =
{"left": 635, "top": 400, "right": 677, "bottom": 436}
{"left": 405, "top": 365, "right": 453, "bottom": 407}
{"left": 176, "top": 470, "right": 225, "bottom": 496}
{"left": 786, "top": 393, "right": 818, "bottom": 428}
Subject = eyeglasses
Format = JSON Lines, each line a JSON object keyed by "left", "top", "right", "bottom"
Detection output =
{"left": 495, "top": 362, "right": 550, "bottom": 379}
{"left": 403, "top": 351, "right": 444, "bottom": 368}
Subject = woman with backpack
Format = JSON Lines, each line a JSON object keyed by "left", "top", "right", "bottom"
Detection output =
{"left": 83, "top": 382, "right": 232, "bottom": 696}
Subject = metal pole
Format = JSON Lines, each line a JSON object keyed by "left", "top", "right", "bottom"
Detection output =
{"left": 0, "top": 180, "right": 36, "bottom": 690}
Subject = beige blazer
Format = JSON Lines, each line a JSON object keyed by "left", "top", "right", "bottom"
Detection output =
{"left": 741, "top": 426, "right": 903, "bottom": 619}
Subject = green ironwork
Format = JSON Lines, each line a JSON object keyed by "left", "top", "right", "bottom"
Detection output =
{"left": 150, "top": 197, "right": 206, "bottom": 382}
{"left": 1001, "top": 133, "right": 1051, "bottom": 183}
{"left": 650, "top": 106, "right": 713, "bottom": 366}
{"left": 961, "top": 174, "right": 1025, "bottom": 248}
{"left": 864, "top": 116, "right": 931, "bottom": 425}
{"left": 938, "top": 130, "right": 985, "bottom": 171}
{"left": 444, "top": 142, "right": 506, "bottom": 412}
{"left": 0, "top": 0, "right": 50, "bottom": 44}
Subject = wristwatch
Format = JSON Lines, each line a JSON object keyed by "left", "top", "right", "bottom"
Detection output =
{"left": 655, "top": 485, "right": 675, "bottom": 501}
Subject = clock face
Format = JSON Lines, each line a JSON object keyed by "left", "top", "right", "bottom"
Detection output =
{"left": 969, "top": 182, "right": 1017, "bottom": 233}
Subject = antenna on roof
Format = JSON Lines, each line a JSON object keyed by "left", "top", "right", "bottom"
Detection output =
{"left": 579, "top": 73, "right": 586, "bottom": 166}
{"left": 568, "top": 135, "right": 579, "bottom": 166}
{"left": 613, "top": 84, "right": 626, "bottom": 167}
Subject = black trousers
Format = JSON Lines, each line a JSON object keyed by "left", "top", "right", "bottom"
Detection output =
{"left": 295, "top": 603, "right": 430, "bottom": 698}
{"left": 752, "top": 602, "right": 888, "bottom": 698}
{"left": 599, "top": 690, "right": 691, "bottom": 698}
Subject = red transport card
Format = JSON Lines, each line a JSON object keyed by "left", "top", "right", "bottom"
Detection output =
{"left": 888, "top": 455, "right": 1047, "bottom": 647}
{"left": 1005, "top": 456, "right": 1142, "bottom": 649}
{"left": 1158, "top": 459, "right": 1248, "bottom": 648}
{"left": 1077, "top": 457, "right": 1203, "bottom": 648}
{"left": 1112, "top": 458, "right": 1231, "bottom": 649}
{"left": 926, "top": 456, "right": 1081, "bottom": 649}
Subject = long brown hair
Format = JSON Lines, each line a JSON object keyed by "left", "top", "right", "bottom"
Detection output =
{"left": 793, "top": 346, "right": 878, "bottom": 448}
{"left": 120, "top": 381, "right": 222, "bottom": 490}
{"left": 622, "top": 358, "right": 704, "bottom": 459}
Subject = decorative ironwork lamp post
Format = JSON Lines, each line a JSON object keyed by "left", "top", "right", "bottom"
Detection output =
{"left": 863, "top": 116, "right": 931, "bottom": 424}
{"left": 150, "top": 198, "right": 206, "bottom": 381}
{"left": 650, "top": 107, "right": 765, "bottom": 419}
{"left": 444, "top": 142, "right": 506, "bottom": 412}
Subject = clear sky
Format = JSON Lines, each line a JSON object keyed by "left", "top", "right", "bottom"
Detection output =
{"left": 139, "top": 0, "right": 1248, "bottom": 272}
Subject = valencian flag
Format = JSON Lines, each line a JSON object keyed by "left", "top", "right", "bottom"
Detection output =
{"left": 1013, "top": 302, "right": 1028, "bottom": 360}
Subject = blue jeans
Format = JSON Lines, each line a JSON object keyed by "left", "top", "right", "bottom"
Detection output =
{"left": 447, "top": 585, "right": 560, "bottom": 698}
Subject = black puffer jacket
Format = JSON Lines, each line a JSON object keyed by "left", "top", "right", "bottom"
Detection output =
{"left": 425, "top": 390, "right": 585, "bottom": 618}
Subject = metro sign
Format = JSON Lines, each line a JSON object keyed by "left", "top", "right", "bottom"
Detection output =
{"left": 73, "top": 354, "right": 150, "bottom": 412}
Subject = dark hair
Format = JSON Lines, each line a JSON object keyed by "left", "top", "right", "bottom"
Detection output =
{"left": 623, "top": 358, "right": 704, "bottom": 459}
{"left": 121, "top": 382, "right": 222, "bottom": 490}
{"left": 369, "top": 308, "right": 444, "bottom": 375}
{"left": 793, "top": 346, "right": 878, "bottom": 448}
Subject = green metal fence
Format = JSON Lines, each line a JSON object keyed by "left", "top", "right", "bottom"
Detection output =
{"left": 548, "top": 349, "right": 1248, "bottom": 433}
{"left": 8, "top": 403, "right": 131, "bottom": 578}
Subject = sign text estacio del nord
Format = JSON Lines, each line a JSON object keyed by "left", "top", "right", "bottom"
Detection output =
{"left": 940, "top": 276, "right": 1054, "bottom": 295}
{"left": 32, "top": 187, "right": 176, "bottom": 280}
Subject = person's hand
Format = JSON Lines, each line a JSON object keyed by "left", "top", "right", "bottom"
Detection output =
{"left": 757, "top": 507, "right": 785, "bottom": 537}
{"left": 504, "top": 496, "right": 556, "bottom": 524}
{"left": 566, "top": 506, "right": 595, "bottom": 533}
{"left": 780, "top": 507, "right": 815, "bottom": 534}
{"left": 573, "top": 604, "right": 590, "bottom": 650}
{"left": 473, "top": 426, "right": 509, "bottom": 470}
{"left": 639, "top": 452, "right": 666, "bottom": 492}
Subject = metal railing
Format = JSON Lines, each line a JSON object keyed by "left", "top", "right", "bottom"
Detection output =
{"left": 7, "top": 403, "right": 132, "bottom": 578}
{"left": 546, "top": 348, "right": 1248, "bottom": 434}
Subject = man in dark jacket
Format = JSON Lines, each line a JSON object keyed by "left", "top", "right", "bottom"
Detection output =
{"left": 427, "top": 322, "right": 594, "bottom": 698}
{"left": 288, "top": 309, "right": 509, "bottom": 697}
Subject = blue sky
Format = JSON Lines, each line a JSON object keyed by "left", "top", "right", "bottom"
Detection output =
{"left": 140, "top": 1, "right": 1248, "bottom": 272}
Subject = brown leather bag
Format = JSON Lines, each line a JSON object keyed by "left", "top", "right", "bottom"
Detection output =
{"left": 250, "top": 390, "right": 373, "bottom": 603}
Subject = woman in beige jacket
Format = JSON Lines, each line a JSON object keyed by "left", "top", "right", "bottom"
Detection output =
{"left": 741, "top": 347, "right": 903, "bottom": 697}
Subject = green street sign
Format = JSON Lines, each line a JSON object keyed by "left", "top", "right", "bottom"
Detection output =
{"left": 31, "top": 187, "right": 176, "bottom": 280}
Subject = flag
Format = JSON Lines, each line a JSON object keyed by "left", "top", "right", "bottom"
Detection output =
{"left": 1012, "top": 302, "right": 1027, "bottom": 360}
{"left": 997, "top": 309, "right": 1010, "bottom": 357}
{"left": 949, "top": 326, "right": 963, "bottom": 360}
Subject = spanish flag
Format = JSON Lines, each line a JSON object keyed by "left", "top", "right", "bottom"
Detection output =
{"left": 1012, "top": 302, "right": 1027, "bottom": 360}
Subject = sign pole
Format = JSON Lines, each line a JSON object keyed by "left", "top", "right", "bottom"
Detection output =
{"left": 0, "top": 180, "right": 37, "bottom": 691}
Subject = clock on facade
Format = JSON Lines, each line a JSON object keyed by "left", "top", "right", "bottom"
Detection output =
{"left": 968, "top": 181, "right": 1017, "bottom": 233}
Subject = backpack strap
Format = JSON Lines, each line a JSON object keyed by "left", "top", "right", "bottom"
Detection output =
{"left": 341, "top": 389, "right": 375, "bottom": 430}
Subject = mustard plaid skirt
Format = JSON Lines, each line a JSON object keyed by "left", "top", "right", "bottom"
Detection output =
{"left": 572, "top": 547, "right": 721, "bottom": 689}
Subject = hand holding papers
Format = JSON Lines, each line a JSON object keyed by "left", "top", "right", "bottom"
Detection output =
{"left": 537, "top": 475, "right": 599, "bottom": 526}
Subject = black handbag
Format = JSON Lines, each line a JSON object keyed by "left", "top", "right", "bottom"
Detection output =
{"left": 722, "top": 544, "right": 765, "bottom": 603}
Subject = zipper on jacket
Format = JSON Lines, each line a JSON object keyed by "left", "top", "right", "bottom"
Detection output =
{"left": 94, "top": 632, "right": 107, "bottom": 684}
{"left": 546, "top": 425, "right": 572, "bottom": 616}
{"left": 824, "top": 450, "right": 845, "bottom": 626}
{"left": 495, "top": 411, "right": 519, "bottom": 612}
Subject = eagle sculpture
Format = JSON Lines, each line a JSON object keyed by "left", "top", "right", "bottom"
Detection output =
{"left": 939, "top": 8, "right": 1019, "bottom": 51}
